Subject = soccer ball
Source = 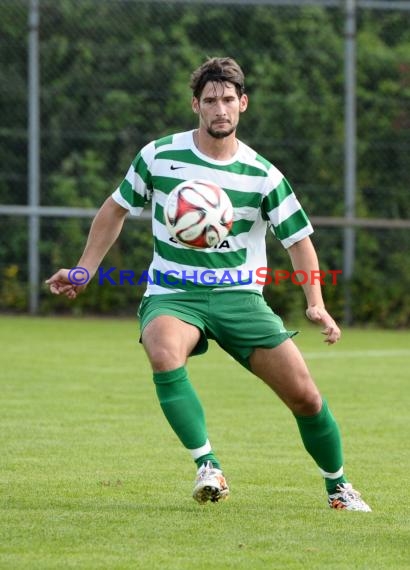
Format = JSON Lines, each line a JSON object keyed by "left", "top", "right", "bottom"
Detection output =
{"left": 164, "top": 179, "right": 234, "bottom": 248}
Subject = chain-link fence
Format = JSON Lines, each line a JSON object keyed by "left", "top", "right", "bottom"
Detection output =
{"left": 1, "top": 0, "right": 409, "bottom": 326}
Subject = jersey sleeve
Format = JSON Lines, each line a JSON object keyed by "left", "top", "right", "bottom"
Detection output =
{"left": 261, "top": 174, "right": 313, "bottom": 249}
{"left": 111, "top": 142, "right": 154, "bottom": 216}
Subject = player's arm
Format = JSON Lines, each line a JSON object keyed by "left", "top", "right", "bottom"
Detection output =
{"left": 46, "top": 196, "right": 128, "bottom": 299}
{"left": 287, "top": 236, "right": 341, "bottom": 344}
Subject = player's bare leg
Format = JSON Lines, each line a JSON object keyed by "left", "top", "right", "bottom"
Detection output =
{"left": 142, "top": 315, "right": 229, "bottom": 503}
{"left": 249, "top": 339, "right": 321, "bottom": 415}
{"left": 142, "top": 315, "right": 200, "bottom": 371}
{"left": 249, "top": 339, "right": 371, "bottom": 511}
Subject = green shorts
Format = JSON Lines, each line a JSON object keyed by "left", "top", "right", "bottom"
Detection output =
{"left": 138, "top": 290, "right": 296, "bottom": 370}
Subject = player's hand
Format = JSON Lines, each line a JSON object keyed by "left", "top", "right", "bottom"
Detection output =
{"left": 305, "top": 305, "right": 341, "bottom": 345}
{"left": 45, "top": 267, "right": 90, "bottom": 299}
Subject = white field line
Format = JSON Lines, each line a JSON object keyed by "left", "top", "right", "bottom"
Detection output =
{"left": 302, "top": 349, "right": 410, "bottom": 360}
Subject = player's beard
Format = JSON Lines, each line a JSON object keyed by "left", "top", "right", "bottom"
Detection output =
{"left": 207, "top": 121, "right": 236, "bottom": 139}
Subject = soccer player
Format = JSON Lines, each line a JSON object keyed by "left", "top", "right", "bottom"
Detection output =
{"left": 46, "top": 57, "right": 371, "bottom": 511}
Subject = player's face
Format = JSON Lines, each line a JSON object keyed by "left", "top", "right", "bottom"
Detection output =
{"left": 192, "top": 81, "right": 248, "bottom": 139}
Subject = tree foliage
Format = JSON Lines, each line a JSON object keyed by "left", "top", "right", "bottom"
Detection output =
{"left": 0, "top": 1, "right": 409, "bottom": 326}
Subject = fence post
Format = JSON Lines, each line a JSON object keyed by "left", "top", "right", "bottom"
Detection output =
{"left": 28, "top": 0, "right": 40, "bottom": 314}
{"left": 343, "top": 0, "right": 357, "bottom": 325}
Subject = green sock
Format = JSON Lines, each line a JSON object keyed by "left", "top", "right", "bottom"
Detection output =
{"left": 195, "top": 453, "right": 221, "bottom": 470}
{"left": 294, "top": 399, "right": 347, "bottom": 493}
{"left": 153, "top": 366, "right": 219, "bottom": 467}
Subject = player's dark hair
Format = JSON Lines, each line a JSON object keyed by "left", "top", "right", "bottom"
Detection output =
{"left": 190, "top": 57, "right": 245, "bottom": 99}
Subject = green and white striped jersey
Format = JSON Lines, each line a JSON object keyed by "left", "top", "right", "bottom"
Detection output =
{"left": 111, "top": 130, "right": 313, "bottom": 295}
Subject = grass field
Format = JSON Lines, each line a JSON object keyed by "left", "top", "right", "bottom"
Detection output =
{"left": 0, "top": 315, "right": 409, "bottom": 569}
